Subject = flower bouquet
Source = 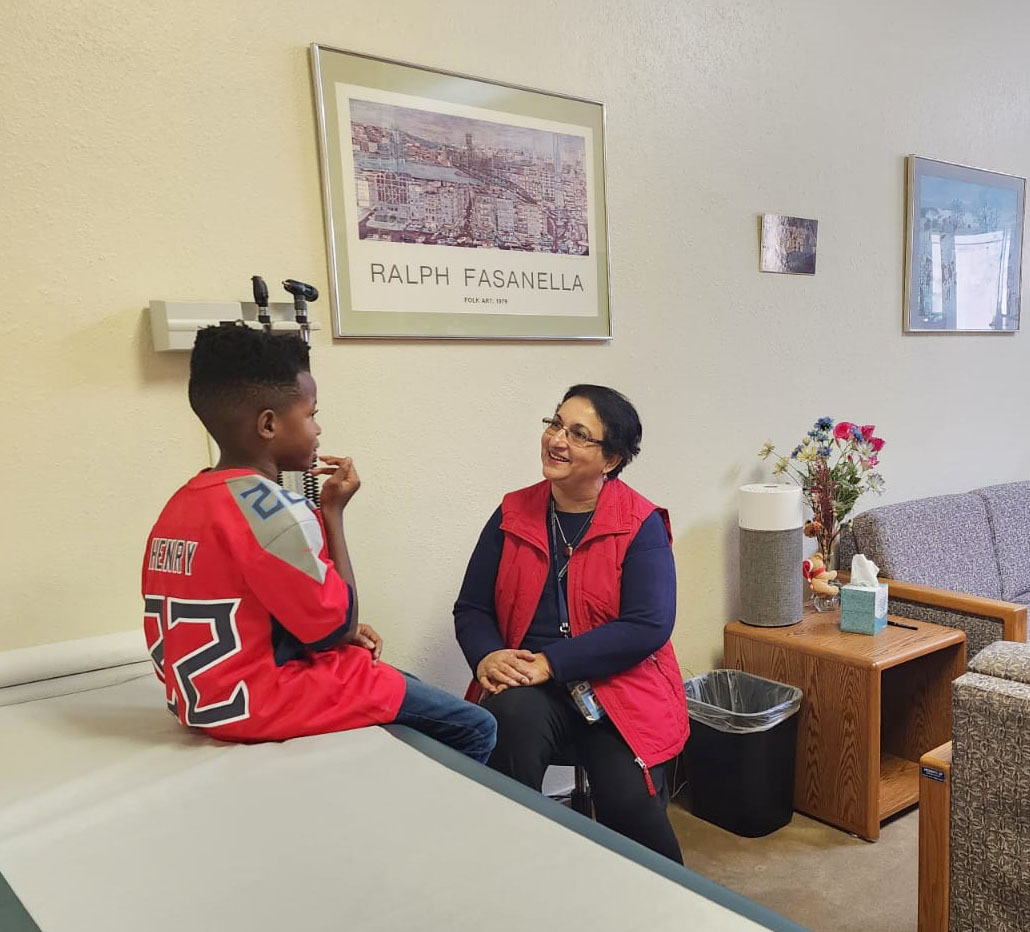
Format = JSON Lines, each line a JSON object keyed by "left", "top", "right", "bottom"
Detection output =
{"left": 759, "top": 417, "right": 885, "bottom": 607}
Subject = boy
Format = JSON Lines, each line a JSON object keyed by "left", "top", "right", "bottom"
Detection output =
{"left": 141, "top": 321, "right": 496, "bottom": 761}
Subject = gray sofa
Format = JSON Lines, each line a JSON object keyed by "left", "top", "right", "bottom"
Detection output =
{"left": 838, "top": 480, "right": 1029, "bottom": 662}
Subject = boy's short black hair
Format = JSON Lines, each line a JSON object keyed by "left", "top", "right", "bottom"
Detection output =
{"left": 561, "top": 384, "right": 642, "bottom": 479}
{"left": 188, "top": 322, "right": 310, "bottom": 441}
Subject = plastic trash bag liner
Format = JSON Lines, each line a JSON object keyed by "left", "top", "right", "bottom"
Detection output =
{"left": 684, "top": 669, "right": 802, "bottom": 734}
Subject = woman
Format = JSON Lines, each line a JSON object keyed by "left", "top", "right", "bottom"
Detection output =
{"left": 453, "top": 384, "right": 689, "bottom": 862}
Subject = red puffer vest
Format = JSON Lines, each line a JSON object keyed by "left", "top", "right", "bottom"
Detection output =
{"left": 476, "top": 478, "right": 689, "bottom": 791}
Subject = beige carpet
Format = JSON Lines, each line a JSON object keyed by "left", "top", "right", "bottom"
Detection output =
{"left": 669, "top": 801, "right": 919, "bottom": 932}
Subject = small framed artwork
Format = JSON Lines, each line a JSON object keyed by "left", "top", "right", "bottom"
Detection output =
{"left": 760, "top": 214, "right": 818, "bottom": 275}
{"left": 905, "top": 156, "right": 1025, "bottom": 333}
{"left": 309, "top": 45, "right": 611, "bottom": 340}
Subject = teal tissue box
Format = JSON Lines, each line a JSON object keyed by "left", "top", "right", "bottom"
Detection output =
{"left": 840, "top": 582, "right": 888, "bottom": 635}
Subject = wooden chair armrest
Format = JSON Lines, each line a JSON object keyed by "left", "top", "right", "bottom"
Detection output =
{"left": 918, "top": 741, "right": 953, "bottom": 932}
{"left": 836, "top": 572, "right": 1026, "bottom": 643}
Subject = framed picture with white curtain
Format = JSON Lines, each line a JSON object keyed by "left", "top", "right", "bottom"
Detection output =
{"left": 904, "top": 156, "right": 1025, "bottom": 333}
{"left": 309, "top": 45, "right": 611, "bottom": 340}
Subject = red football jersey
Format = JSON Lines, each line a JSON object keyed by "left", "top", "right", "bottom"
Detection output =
{"left": 141, "top": 469, "right": 405, "bottom": 742}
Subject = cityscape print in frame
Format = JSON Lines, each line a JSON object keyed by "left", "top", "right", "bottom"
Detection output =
{"left": 905, "top": 155, "right": 1025, "bottom": 333}
{"left": 310, "top": 45, "right": 611, "bottom": 339}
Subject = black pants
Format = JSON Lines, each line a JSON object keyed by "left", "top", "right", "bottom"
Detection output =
{"left": 482, "top": 681, "right": 683, "bottom": 863}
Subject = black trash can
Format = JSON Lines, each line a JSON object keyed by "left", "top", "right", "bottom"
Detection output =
{"left": 678, "top": 669, "right": 802, "bottom": 837}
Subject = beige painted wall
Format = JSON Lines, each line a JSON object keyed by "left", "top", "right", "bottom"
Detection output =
{"left": 3, "top": 0, "right": 1029, "bottom": 693}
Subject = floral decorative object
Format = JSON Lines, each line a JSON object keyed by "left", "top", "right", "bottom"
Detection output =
{"left": 759, "top": 417, "right": 886, "bottom": 603}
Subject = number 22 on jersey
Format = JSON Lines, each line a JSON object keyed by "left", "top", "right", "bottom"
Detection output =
{"left": 143, "top": 595, "right": 250, "bottom": 727}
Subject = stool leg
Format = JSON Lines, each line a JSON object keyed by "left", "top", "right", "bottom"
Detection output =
{"left": 571, "top": 764, "right": 592, "bottom": 816}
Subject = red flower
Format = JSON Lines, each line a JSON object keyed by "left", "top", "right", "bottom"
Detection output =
{"left": 869, "top": 436, "right": 885, "bottom": 452}
{"left": 860, "top": 424, "right": 876, "bottom": 440}
{"left": 833, "top": 421, "right": 854, "bottom": 440}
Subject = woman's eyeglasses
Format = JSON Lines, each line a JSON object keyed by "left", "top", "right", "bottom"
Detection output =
{"left": 542, "top": 417, "right": 603, "bottom": 448}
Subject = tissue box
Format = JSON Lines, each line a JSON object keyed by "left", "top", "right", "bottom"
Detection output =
{"left": 840, "top": 582, "right": 888, "bottom": 635}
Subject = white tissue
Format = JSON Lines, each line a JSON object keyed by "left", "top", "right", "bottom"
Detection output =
{"left": 850, "top": 554, "right": 880, "bottom": 588}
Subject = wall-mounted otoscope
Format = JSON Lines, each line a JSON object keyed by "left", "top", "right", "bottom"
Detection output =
{"left": 252, "top": 275, "right": 271, "bottom": 328}
{"left": 282, "top": 279, "right": 318, "bottom": 340}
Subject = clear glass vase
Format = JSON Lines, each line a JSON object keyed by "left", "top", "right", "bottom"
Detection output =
{"left": 811, "top": 590, "right": 841, "bottom": 612}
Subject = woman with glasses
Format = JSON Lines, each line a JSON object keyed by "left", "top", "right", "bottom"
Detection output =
{"left": 453, "top": 384, "right": 688, "bottom": 862}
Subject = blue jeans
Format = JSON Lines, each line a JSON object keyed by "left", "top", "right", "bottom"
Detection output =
{"left": 394, "top": 673, "right": 497, "bottom": 764}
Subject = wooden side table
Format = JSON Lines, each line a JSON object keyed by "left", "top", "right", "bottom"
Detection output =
{"left": 724, "top": 608, "right": 965, "bottom": 841}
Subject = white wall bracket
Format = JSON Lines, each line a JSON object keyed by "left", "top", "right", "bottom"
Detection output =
{"left": 148, "top": 301, "right": 322, "bottom": 352}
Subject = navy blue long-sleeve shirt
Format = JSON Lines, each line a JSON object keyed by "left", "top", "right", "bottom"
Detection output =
{"left": 453, "top": 505, "right": 676, "bottom": 684}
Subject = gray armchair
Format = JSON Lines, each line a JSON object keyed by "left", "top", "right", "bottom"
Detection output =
{"left": 918, "top": 641, "right": 1030, "bottom": 931}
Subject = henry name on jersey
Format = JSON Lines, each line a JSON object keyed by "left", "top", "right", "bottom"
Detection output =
{"left": 147, "top": 537, "right": 199, "bottom": 576}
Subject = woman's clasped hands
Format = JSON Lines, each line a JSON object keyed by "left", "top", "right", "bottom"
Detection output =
{"left": 476, "top": 648, "right": 553, "bottom": 694}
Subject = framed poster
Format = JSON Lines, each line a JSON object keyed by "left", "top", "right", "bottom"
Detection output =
{"left": 905, "top": 156, "right": 1025, "bottom": 333}
{"left": 310, "top": 45, "right": 611, "bottom": 340}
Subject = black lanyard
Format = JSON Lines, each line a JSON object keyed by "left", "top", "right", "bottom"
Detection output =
{"left": 549, "top": 502, "right": 593, "bottom": 638}
{"left": 550, "top": 517, "right": 572, "bottom": 637}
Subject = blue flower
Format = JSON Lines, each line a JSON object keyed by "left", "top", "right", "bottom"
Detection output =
{"left": 850, "top": 425, "right": 864, "bottom": 441}
{"left": 791, "top": 444, "right": 803, "bottom": 458}
{"left": 818, "top": 445, "right": 831, "bottom": 457}
{"left": 815, "top": 417, "right": 833, "bottom": 430}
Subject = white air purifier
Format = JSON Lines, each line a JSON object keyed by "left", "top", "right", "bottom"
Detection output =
{"left": 738, "top": 484, "right": 804, "bottom": 627}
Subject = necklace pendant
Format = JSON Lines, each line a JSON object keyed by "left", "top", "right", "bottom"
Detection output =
{"left": 565, "top": 544, "right": 573, "bottom": 557}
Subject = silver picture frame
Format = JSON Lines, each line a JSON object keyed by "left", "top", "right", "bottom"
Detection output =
{"left": 904, "top": 155, "right": 1025, "bottom": 333}
{"left": 309, "top": 45, "right": 612, "bottom": 340}
{"left": 760, "top": 214, "right": 818, "bottom": 275}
